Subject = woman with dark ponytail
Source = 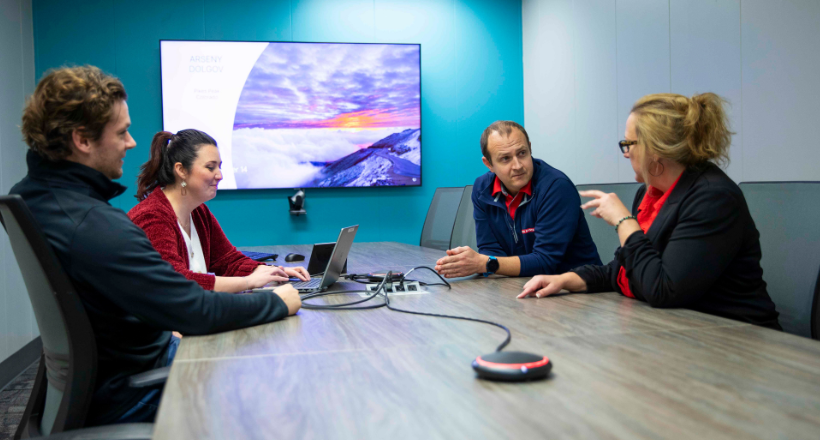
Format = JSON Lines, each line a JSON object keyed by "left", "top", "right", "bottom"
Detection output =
{"left": 129, "top": 129, "right": 309, "bottom": 292}
{"left": 518, "top": 93, "right": 781, "bottom": 330}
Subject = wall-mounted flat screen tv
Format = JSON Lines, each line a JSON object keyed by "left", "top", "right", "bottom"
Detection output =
{"left": 160, "top": 40, "right": 421, "bottom": 189}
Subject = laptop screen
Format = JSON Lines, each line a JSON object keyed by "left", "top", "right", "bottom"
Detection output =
{"left": 319, "top": 225, "right": 358, "bottom": 290}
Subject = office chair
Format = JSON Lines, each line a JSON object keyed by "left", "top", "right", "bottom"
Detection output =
{"left": 575, "top": 182, "right": 643, "bottom": 263}
{"left": 420, "top": 187, "right": 466, "bottom": 250}
{"left": 813, "top": 267, "right": 820, "bottom": 339}
{"left": 449, "top": 185, "right": 477, "bottom": 251}
{"left": 0, "top": 195, "right": 166, "bottom": 439}
{"left": 740, "top": 182, "right": 820, "bottom": 339}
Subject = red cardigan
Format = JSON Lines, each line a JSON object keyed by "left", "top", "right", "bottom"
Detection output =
{"left": 128, "top": 189, "right": 263, "bottom": 290}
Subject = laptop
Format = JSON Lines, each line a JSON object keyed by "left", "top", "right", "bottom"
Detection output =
{"left": 307, "top": 242, "right": 347, "bottom": 275}
{"left": 288, "top": 225, "right": 358, "bottom": 293}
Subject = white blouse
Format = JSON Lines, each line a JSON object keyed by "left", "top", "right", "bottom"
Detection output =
{"left": 178, "top": 214, "right": 208, "bottom": 274}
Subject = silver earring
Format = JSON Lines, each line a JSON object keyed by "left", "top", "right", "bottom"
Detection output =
{"left": 181, "top": 181, "right": 187, "bottom": 188}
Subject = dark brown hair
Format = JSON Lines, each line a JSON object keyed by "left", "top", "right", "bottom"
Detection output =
{"left": 21, "top": 66, "right": 127, "bottom": 161}
{"left": 135, "top": 129, "right": 217, "bottom": 200}
{"left": 479, "top": 120, "right": 531, "bottom": 163}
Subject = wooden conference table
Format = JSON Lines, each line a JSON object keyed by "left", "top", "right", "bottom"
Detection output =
{"left": 153, "top": 242, "right": 820, "bottom": 440}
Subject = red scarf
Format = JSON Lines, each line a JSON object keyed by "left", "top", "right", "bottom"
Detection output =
{"left": 616, "top": 174, "right": 681, "bottom": 298}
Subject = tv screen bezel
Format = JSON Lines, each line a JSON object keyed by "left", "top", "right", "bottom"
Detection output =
{"left": 158, "top": 39, "right": 422, "bottom": 191}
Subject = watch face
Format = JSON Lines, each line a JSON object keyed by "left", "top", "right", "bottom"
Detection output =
{"left": 487, "top": 257, "right": 500, "bottom": 273}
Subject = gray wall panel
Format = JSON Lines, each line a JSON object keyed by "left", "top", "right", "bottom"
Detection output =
{"left": 741, "top": 0, "right": 820, "bottom": 181}
{"left": 524, "top": 0, "right": 576, "bottom": 178}
{"left": 0, "top": 0, "right": 7, "bottom": 364}
{"left": 671, "top": 0, "right": 742, "bottom": 181}
{"left": 0, "top": 0, "right": 36, "bottom": 365}
{"left": 21, "top": 0, "right": 37, "bottom": 339}
{"left": 572, "top": 0, "right": 618, "bottom": 185}
{"left": 615, "top": 0, "right": 671, "bottom": 183}
{"left": 523, "top": 0, "right": 820, "bottom": 185}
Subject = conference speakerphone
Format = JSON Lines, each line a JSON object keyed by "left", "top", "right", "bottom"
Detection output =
{"left": 472, "top": 352, "right": 552, "bottom": 381}
{"left": 292, "top": 256, "right": 552, "bottom": 383}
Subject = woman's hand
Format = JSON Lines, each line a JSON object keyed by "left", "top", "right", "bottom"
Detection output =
{"left": 579, "top": 190, "right": 633, "bottom": 226}
{"left": 283, "top": 266, "right": 310, "bottom": 281}
{"left": 245, "top": 265, "right": 290, "bottom": 289}
{"left": 517, "top": 272, "right": 587, "bottom": 298}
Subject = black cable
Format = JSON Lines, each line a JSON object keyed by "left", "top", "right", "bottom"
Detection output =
{"left": 398, "top": 266, "right": 451, "bottom": 290}
{"left": 379, "top": 271, "right": 511, "bottom": 353}
{"left": 343, "top": 267, "right": 452, "bottom": 288}
{"left": 300, "top": 274, "right": 389, "bottom": 310}
{"left": 301, "top": 289, "right": 385, "bottom": 309}
{"left": 300, "top": 268, "right": 511, "bottom": 353}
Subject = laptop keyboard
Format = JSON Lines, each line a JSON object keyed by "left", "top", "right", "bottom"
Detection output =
{"left": 291, "top": 278, "right": 322, "bottom": 291}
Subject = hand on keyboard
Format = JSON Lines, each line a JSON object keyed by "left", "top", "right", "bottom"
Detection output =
{"left": 246, "top": 265, "right": 290, "bottom": 289}
{"left": 282, "top": 266, "right": 310, "bottom": 281}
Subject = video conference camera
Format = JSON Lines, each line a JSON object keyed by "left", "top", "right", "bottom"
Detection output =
{"left": 288, "top": 188, "right": 306, "bottom": 216}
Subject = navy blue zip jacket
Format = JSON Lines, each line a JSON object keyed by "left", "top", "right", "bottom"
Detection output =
{"left": 10, "top": 151, "right": 290, "bottom": 425}
{"left": 472, "top": 158, "right": 601, "bottom": 276}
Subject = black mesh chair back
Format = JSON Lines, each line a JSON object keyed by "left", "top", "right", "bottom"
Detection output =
{"left": 0, "top": 195, "right": 97, "bottom": 437}
{"left": 740, "top": 182, "right": 820, "bottom": 339}
{"left": 813, "top": 268, "right": 820, "bottom": 339}
{"left": 575, "top": 182, "right": 644, "bottom": 263}
{"left": 450, "top": 185, "right": 477, "bottom": 251}
{"left": 420, "top": 187, "right": 465, "bottom": 250}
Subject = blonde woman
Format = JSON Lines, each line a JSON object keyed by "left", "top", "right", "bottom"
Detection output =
{"left": 519, "top": 93, "right": 781, "bottom": 330}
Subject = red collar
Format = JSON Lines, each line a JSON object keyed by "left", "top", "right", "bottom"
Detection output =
{"left": 636, "top": 173, "right": 683, "bottom": 233}
{"left": 492, "top": 176, "right": 532, "bottom": 197}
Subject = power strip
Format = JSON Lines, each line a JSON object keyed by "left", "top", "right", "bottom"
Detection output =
{"left": 361, "top": 281, "right": 424, "bottom": 296}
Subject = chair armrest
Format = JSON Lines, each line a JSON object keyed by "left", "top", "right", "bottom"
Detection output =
{"left": 128, "top": 366, "right": 171, "bottom": 388}
{"left": 36, "top": 423, "right": 154, "bottom": 440}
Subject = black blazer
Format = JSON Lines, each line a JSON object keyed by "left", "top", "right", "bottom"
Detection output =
{"left": 573, "top": 163, "right": 781, "bottom": 330}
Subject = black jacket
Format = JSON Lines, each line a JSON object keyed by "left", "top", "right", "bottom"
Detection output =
{"left": 10, "top": 151, "right": 290, "bottom": 425}
{"left": 573, "top": 163, "right": 781, "bottom": 330}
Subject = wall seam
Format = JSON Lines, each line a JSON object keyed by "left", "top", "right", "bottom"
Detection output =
{"left": 668, "top": 0, "right": 672, "bottom": 92}
{"left": 571, "top": 0, "right": 578, "bottom": 179}
{"left": 453, "top": 0, "right": 457, "bottom": 176}
{"left": 203, "top": 0, "right": 207, "bottom": 37}
{"left": 1, "top": 0, "right": 13, "bottom": 366}
{"left": 19, "top": 0, "right": 28, "bottom": 343}
{"left": 112, "top": 0, "right": 120, "bottom": 209}
{"left": 739, "top": 0, "right": 744, "bottom": 181}
{"left": 614, "top": 0, "right": 620, "bottom": 181}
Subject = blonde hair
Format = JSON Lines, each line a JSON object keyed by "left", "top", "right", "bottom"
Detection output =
{"left": 630, "top": 92, "right": 733, "bottom": 167}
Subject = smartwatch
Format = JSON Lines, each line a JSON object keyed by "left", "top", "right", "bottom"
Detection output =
{"left": 485, "top": 256, "right": 499, "bottom": 274}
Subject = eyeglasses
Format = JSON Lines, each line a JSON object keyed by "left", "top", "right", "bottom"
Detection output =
{"left": 618, "top": 140, "right": 638, "bottom": 153}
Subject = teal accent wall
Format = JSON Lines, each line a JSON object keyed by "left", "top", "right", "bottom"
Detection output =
{"left": 32, "top": 0, "right": 523, "bottom": 246}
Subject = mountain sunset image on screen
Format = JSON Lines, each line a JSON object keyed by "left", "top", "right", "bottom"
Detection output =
{"left": 160, "top": 40, "right": 421, "bottom": 190}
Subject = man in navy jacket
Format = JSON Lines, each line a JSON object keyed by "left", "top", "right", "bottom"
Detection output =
{"left": 435, "top": 121, "right": 601, "bottom": 278}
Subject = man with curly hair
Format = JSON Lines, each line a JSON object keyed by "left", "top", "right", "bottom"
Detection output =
{"left": 10, "top": 66, "right": 301, "bottom": 430}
